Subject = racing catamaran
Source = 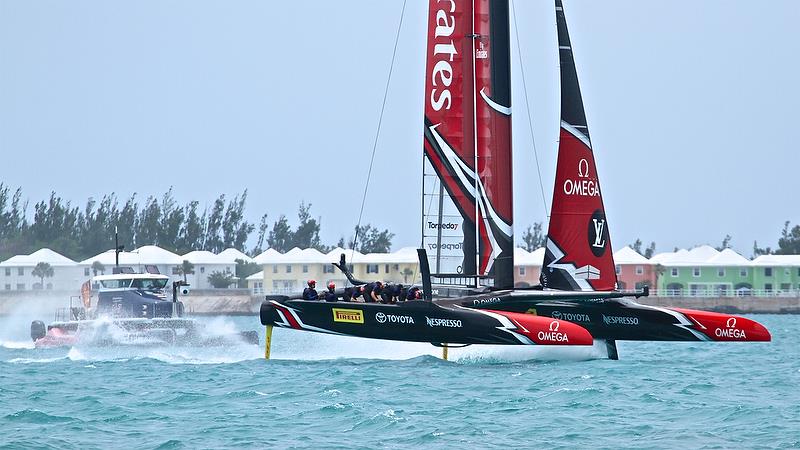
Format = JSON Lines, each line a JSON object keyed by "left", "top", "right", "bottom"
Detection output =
{"left": 259, "top": 0, "right": 770, "bottom": 359}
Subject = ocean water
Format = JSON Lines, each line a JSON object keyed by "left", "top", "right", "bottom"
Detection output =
{"left": 0, "top": 314, "right": 798, "bottom": 449}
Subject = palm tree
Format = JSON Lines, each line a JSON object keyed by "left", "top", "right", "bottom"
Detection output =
{"left": 32, "top": 262, "right": 54, "bottom": 290}
{"left": 402, "top": 267, "right": 414, "bottom": 283}
{"left": 175, "top": 260, "right": 195, "bottom": 283}
{"left": 207, "top": 270, "right": 234, "bottom": 288}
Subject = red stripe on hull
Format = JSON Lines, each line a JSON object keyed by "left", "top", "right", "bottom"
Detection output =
{"left": 672, "top": 308, "right": 771, "bottom": 342}
{"left": 488, "top": 310, "right": 594, "bottom": 346}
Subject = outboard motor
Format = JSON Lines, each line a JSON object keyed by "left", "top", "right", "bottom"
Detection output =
{"left": 30, "top": 320, "right": 46, "bottom": 342}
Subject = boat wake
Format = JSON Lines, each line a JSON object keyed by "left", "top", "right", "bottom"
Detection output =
{"left": 2, "top": 315, "right": 263, "bottom": 365}
{"left": 64, "top": 343, "right": 262, "bottom": 365}
{"left": 0, "top": 340, "right": 35, "bottom": 350}
{"left": 266, "top": 328, "right": 607, "bottom": 363}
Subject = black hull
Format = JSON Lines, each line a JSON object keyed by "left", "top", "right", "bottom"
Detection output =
{"left": 260, "top": 290, "right": 770, "bottom": 346}
{"left": 441, "top": 290, "right": 771, "bottom": 342}
{"left": 260, "top": 298, "right": 594, "bottom": 346}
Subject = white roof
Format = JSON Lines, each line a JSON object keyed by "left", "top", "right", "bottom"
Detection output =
{"left": 79, "top": 245, "right": 183, "bottom": 266}
{"left": 0, "top": 248, "right": 76, "bottom": 267}
{"left": 219, "top": 248, "right": 252, "bottom": 263}
{"left": 326, "top": 247, "right": 365, "bottom": 263}
{"left": 93, "top": 273, "right": 169, "bottom": 281}
{"left": 514, "top": 247, "right": 544, "bottom": 266}
{"left": 706, "top": 249, "right": 750, "bottom": 266}
{"left": 685, "top": 245, "right": 720, "bottom": 262}
{"left": 246, "top": 271, "right": 264, "bottom": 281}
{"left": 358, "top": 247, "right": 419, "bottom": 264}
{"left": 252, "top": 247, "right": 419, "bottom": 265}
{"left": 254, "top": 247, "right": 330, "bottom": 264}
{"left": 650, "top": 248, "right": 690, "bottom": 264}
{"left": 752, "top": 254, "right": 800, "bottom": 266}
{"left": 182, "top": 250, "right": 223, "bottom": 265}
{"left": 650, "top": 246, "right": 758, "bottom": 267}
{"left": 281, "top": 247, "right": 327, "bottom": 264}
{"left": 613, "top": 246, "right": 651, "bottom": 265}
{"left": 252, "top": 248, "right": 282, "bottom": 264}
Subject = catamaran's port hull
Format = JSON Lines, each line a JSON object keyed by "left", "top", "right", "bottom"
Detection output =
{"left": 260, "top": 299, "right": 594, "bottom": 346}
{"left": 444, "top": 292, "right": 772, "bottom": 343}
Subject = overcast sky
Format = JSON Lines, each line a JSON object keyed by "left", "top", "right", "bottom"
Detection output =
{"left": 1, "top": 0, "right": 798, "bottom": 257}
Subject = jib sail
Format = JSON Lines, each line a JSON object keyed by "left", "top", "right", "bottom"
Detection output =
{"left": 422, "top": 0, "right": 514, "bottom": 288}
{"left": 540, "top": 0, "right": 617, "bottom": 291}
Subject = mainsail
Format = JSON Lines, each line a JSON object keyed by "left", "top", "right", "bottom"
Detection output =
{"left": 540, "top": 0, "right": 617, "bottom": 291}
{"left": 422, "top": 0, "right": 514, "bottom": 288}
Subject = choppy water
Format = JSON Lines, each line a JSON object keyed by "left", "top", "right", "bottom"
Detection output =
{"left": 1, "top": 315, "right": 798, "bottom": 449}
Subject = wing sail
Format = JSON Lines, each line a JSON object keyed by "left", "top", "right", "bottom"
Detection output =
{"left": 541, "top": 0, "right": 617, "bottom": 291}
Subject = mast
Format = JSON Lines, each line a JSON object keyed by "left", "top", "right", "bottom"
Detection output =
{"left": 540, "top": 0, "right": 617, "bottom": 291}
{"left": 422, "top": 0, "right": 479, "bottom": 280}
{"left": 474, "top": 0, "right": 514, "bottom": 289}
{"left": 422, "top": 0, "right": 514, "bottom": 288}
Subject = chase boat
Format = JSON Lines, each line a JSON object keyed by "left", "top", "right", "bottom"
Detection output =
{"left": 31, "top": 271, "right": 258, "bottom": 348}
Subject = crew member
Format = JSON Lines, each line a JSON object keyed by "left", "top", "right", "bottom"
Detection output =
{"left": 302, "top": 280, "right": 319, "bottom": 300}
{"left": 380, "top": 283, "right": 393, "bottom": 303}
{"left": 396, "top": 284, "right": 407, "bottom": 302}
{"left": 392, "top": 284, "right": 404, "bottom": 303}
{"left": 406, "top": 286, "right": 422, "bottom": 301}
{"left": 343, "top": 286, "right": 354, "bottom": 302}
{"left": 381, "top": 283, "right": 402, "bottom": 303}
{"left": 324, "top": 282, "right": 337, "bottom": 302}
{"left": 351, "top": 285, "right": 365, "bottom": 302}
{"left": 363, "top": 281, "right": 383, "bottom": 303}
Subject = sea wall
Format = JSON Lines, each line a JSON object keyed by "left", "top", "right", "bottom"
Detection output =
{"left": 638, "top": 296, "right": 800, "bottom": 314}
{"left": 180, "top": 289, "right": 262, "bottom": 315}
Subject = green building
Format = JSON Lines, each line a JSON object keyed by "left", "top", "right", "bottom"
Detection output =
{"left": 751, "top": 255, "right": 800, "bottom": 295}
{"left": 652, "top": 246, "right": 800, "bottom": 297}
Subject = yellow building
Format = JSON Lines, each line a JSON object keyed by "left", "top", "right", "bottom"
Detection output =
{"left": 252, "top": 247, "right": 421, "bottom": 295}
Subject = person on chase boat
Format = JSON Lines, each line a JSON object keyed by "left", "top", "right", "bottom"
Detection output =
{"left": 324, "top": 282, "right": 337, "bottom": 302}
{"left": 302, "top": 280, "right": 318, "bottom": 300}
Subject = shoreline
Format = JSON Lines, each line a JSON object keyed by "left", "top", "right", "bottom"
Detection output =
{"left": 2, "top": 291, "right": 798, "bottom": 317}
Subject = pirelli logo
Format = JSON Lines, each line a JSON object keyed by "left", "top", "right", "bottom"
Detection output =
{"left": 332, "top": 308, "right": 364, "bottom": 324}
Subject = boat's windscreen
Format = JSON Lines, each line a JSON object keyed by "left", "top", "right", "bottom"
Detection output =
{"left": 131, "top": 278, "right": 168, "bottom": 290}
{"left": 99, "top": 279, "right": 132, "bottom": 289}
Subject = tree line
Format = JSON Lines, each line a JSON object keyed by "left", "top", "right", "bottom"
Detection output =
{"left": 517, "top": 222, "right": 800, "bottom": 258}
{"left": 0, "top": 184, "right": 395, "bottom": 261}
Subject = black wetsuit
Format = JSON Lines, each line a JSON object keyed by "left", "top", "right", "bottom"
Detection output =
{"left": 397, "top": 285, "right": 407, "bottom": 302}
{"left": 324, "top": 289, "right": 337, "bottom": 302}
{"left": 363, "top": 282, "right": 382, "bottom": 303}
{"left": 302, "top": 287, "right": 318, "bottom": 300}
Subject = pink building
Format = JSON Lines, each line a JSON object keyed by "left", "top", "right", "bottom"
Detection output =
{"left": 514, "top": 247, "right": 544, "bottom": 287}
{"left": 614, "top": 246, "right": 656, "bottom": 291}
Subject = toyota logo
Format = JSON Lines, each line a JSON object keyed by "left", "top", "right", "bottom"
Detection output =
{"left": 375, "top": 312, "right": 387, "bottom": 323}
